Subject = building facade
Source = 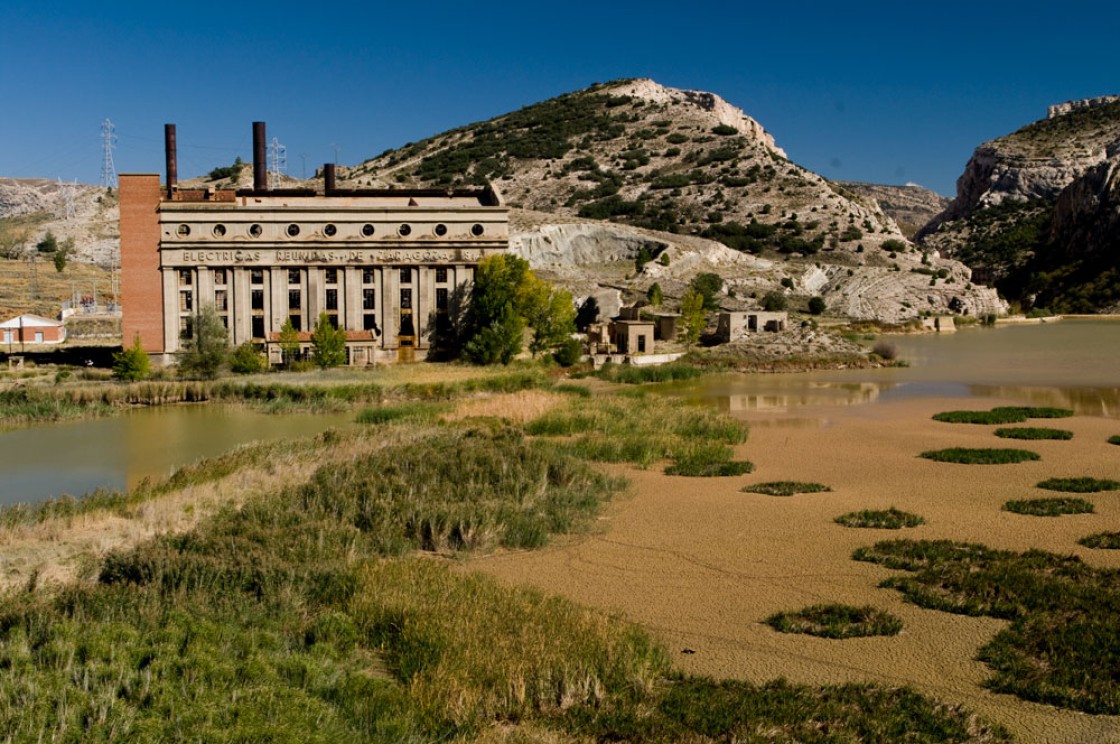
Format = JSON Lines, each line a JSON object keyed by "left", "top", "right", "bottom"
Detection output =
{"left": 120, "top": 123, "right": 509, "bottom": 365}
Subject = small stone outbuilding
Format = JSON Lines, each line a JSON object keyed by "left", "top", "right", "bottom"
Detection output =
{"left": 716, "top": 311, "right": 787, "bottom": 342}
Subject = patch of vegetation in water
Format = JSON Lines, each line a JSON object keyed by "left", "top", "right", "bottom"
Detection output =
{"left": 1036, "top": 477, "right": 1120, "bottom": 493}
{"left": 932, "top": 406, "right": 1073, "bottom": 425}
{"left": 835, "top": 508, "right": 925, "bottom": 529}
{"left": 664, "top": 457, "right": 753, "bottom": 477}
{"left": 741, "top": 481, "right": 832, "bottom": 496}
{"left": 1108, "top": 435, "right": 1120, "bottom": 446}
{"left": 1004, "top": 497, "right": 1095, "bottom": 516}
{"left": 590, "top": 362, "right": 702, "bottom": 384}
{"left": 919, "top": 447, "right": 1040, "bottom": 464}
{"left": 854, "top": 538, "right": 1120, "bottom": 714}
{"left": 1079, "top": 532, "right": 1120, "bottom": 549}
{"left": 766, "top": 603, "right": 903, "bottom": 639}
{"left": 994, "top": 426, "right": 1072, "bottom": 440}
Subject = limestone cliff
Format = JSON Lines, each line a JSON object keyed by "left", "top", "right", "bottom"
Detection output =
{"left": 837, "top": 182, "right": 950, "bottom": 238}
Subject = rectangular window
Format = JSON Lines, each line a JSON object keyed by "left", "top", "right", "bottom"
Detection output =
{"left": 251, "top": 269, "right": 264, "bottom": 285}
{"left": 34, "top": 332, "right": 44, "bottom": 344}
{"left": 362, "top": 268, "right": 375, "bottom": 284}
{"left": 251, "top": 289, "right": 264, "bottom": 310}
{"left": 179, "top": 316, "right": 193, "bottom": 339}
{"left": 178, "top": 269, "right": 192, "bottom": 286}
{"left": 288, "top": 268, "right": 300, "bottom": 285}
{"left": 435, "top": 267, "right": 448, "bottom": 283}
{"left": 400, "top": 288, "right": 412, "bottom": 309}
{"left": 325, "top": 288, "right": 338, "bottom": 311}
{"left": 324, "top": 268, "right": 338, "bottom": 285}
{"left": 214, "top": 290, "right": 228, "bottom": 311}
{"left": 436, "top": 287, "right": 448, "bottom": 311}
{"left": 213, "top": 269, "right": 227, "bottom": 286}
{"left": 327, "top": 314, "right": 339, "bottom": 329}
{"left": 251, "top": 316, "right": 265, "bottom": 339}
{"left": 363, "top": 314, "right": 378, "bottom": 331}
{"left": 219, "top": 315, "right": 228, "bottom": 329}
{"left": 399, "top": 267, "right": 411, "bottom": 284}
{"left": 363, "top": 288, "right": 375, "bottom": 310}
{"left": 288, "top": 289, "right": 301, "bottom": 310}
{"left": 1, "top": 331, "right": 10, "bottom": 344}
{"left": 179, "top": 290, "right": 193, "bottom": 312}
{"left": 289, "top": 314, "right": 302, "bottom": 332}
{"left": 637, "top": 335, "right": 647, "bottom": 353}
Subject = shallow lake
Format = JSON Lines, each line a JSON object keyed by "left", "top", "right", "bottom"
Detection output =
{"left": 0, "top": 405, "right": 353, "bottom": 507}
{"left": 667, "top": 319, "right": 1120, "bottom": 419}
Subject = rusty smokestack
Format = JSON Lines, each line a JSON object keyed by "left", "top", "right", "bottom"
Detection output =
{"left": 324, "top": 163, "right": 336, "bottom": 193}
{"left": 252, "top": 121, "right": 267, "bottom": 191}
{"left": 164, "top": 124, "right": 177, "bottom": 199}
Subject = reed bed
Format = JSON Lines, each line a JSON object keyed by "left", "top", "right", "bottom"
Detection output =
{"left": 766, "top": 604, "right": 903, "bottom": 639}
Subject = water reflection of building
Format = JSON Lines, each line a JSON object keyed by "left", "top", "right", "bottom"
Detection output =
{"left": 718, "top": 382, "right": 884, "bottom": 412}
{"left": 120, "top": 122, "right": 509, "bottom": 366}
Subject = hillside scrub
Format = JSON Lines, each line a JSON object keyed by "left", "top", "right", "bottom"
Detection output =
{"left": 855, "top": 539, "right": 1120, "bottom": 714}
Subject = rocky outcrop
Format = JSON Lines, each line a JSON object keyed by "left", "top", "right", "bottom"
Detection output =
{"left": 1048, "top": 96, "right": 1120, "bottom": 120}
{"left": 837, "top": 182, "right": 950, "bottom": 237}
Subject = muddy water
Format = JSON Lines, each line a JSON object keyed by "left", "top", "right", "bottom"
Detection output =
{"left": 0, "top": 405, "right": 352, "bottom": 506}
{"left": 471, "top": 320, "right": 1120, "bottom": 744}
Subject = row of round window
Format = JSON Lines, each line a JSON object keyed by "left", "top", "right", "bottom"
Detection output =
{"left": 177, "top": 223, "right": 486, "bottom": 239}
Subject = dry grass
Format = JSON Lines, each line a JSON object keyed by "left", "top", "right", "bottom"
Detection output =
{"left": 443, "top": 390, "right": 567, "bottom": 424}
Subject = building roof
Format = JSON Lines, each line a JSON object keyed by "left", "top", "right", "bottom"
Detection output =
{"left": 0, "top": 314, "right": 62, "bottom": 329}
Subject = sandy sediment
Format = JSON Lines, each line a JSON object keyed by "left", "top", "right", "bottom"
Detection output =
{"left": 468, "top": 395, "right": 1120, "bottom": 744}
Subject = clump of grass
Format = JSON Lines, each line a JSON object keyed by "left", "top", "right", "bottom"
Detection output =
{"left": 592, "top": 362, "right": 702, "bottom": 385}
{"left": 664, "top": 458, "right": 754, "bottom": 477}
{"left": 919, "top": 447, "right": 1040, "bottom": 464}
{"left": 741, "top": 481, "right": 832, "bottom": 496}
{"left": 835, "top": 508, "right": 925, "bottom": 529}
{"left": 994, "top": 427, "right": 1073, "bottom": 440}
{"left": 553, "top": 382, "right": 592, "bottom": 397}
{"left": 766, "top": 604, "right": 903, "bottom": 639}
{"left": 1108, "top": 435, "right": 1120, "bottom": 446}
{"left": 932, "top": 406, "right": 1073, "bottom": 425}
{"left": 1078, "top": 532, "right": 1120, "bottom": 549}
{"left": 1037, "top": 477, "right": 1120, "bottom": 493}
{"left": 854, "top": 538, "right": 1120, "bottom": 714}
{"left": 355, "top": 402, "right": 446, "bottom": 425}
{"left": 1004, "top": 497, "right": 1095, "bottom": 516}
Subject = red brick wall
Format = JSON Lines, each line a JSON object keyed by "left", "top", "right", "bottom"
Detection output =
{"left": 119, "top": 175, "right": 164, "bottom": 352}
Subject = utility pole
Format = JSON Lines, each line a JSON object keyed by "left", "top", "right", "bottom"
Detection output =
{"left": 100, "top": 119, "right": 118, "bottom": 188}
{"left": 268, "top": 137, "right": 287, "bottom": 189}
{"left": 330, "top": 143, "right": 341, "bottom": 166}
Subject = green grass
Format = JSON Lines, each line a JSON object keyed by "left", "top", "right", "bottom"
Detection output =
{"left": 932, "top": 406, "right": 1073, "bottom": 425}
{"left": 854, "top": 539, "right": 1120, "bottom": 714}
{"left": 1037, "top": 477, "right": 1120, "bottom": 493}
{"left": 1004, "top": 497, "right": 1095, "bottom": 516}
{"left": 766, "top": 604, "right": 903, "bottom": 639}
{"left": 354, "top": 401, "right": 446, "bottom": 425}
{"left": 591, "top": 362, "right": 702, "bottom": 384}
{"left": 1108, "top": 435, "right": 1120, "bottom": 446}
{"left": 994, "top": 426, "right": 1073, "bottom": 440}
{"left": 664, "top": 458, "right": 753, "bottom": 477}
{"left": 741, "top": 481, "right": 832, "bottom": 496}
{"left": 835, "top": 508, "right": 925, "bottom": 529}
{"left": 919, "top": 447, "right": 1040, "bottom": 464}
{"left": 1078, "top": 532, "right": 1120, "bottom": 549}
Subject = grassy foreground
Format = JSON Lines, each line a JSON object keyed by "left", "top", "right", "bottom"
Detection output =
{"left": 0, "top": 382, "right": 1013, "bottom": 741}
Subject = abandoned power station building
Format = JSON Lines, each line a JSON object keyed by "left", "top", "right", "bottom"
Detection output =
{"left": 121, "top": 122, "right": 509, "bottom": 365}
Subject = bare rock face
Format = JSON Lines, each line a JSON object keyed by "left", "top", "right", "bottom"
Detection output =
{"left": 837, "top": 182, "right": 950, "bottom": 238}
{"left": 0, "top": 178, "right": 120, "bottom": 265}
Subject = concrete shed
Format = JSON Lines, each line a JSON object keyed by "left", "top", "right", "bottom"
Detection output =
{"left": 1, "top": 314, "right": 67, "bottom": 345}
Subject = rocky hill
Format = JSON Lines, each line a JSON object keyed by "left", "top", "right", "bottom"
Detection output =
{"left": 837, "top": 182, "right": 950, "bottom": 238}
{"left": 345, "top": 79, "right": 1003, "bottom": 322}
{"left": 0, "top": 178, "right": 119, "bottom": 265}
{"left": 916, "top": 97, "right": 1120, "bottom": 312}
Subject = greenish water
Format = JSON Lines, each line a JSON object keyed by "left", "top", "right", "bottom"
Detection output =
{"left": 0, "top": 406, "right": 352, "bottom": 507}
{"left": 667, "top": 319, "right": 1120, "bottom": 418}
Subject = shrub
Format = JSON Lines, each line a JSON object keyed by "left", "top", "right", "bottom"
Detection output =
{"left": 870, "top": 340, "right": 897, "bottom": 360}
{"left": 1078, "top": 532, "right": 1120, "bottom": 549}
{"left": 807, "top": 296, "right": 826, "bottom": 315}
{"left": 553, "top": 337, "right": 583, "bottom": 367}
{"left": 994, "top": 427, "right": 1072, "bottom": 440}
{"left": 111, "top": 335, "right": 150, "bottom": 381}
{"left": 835, "top": 508, "right": 925, "bottom": 529}
{"left": 1004, "top": 497, "right": 1094, "bottom": 516}
{"left": 1108, "top": 435, "right": 1120, "bottom": 446}
{"left": 664, "top": 458, "right": 753, "bottom": 477}
{"left": 229, "top": 341, "right": 268, "bottom": 374}
{"left": 766, "top": 604, "right": 902, "bottom": 639}
{"left": 1036, "top": 477, "right": 1120, "bottom": 493}
{"left": 741, "top": 481, "right": 831, "bottom": 496}
{"left": 919, "top": 448, "right": 1040, "bottom": 464}
{"left": 760, "top": 290, "right": 786, "bottom": 312}
{"left": 881, "top": 239, "right": 907, "bottom": 252}
{"left": 711, "top": 124, "right": 738, "bottom": 136}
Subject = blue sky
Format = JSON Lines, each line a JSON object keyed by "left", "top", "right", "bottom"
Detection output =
{"left": 2, "top": 0, "right": 1115, "bottom": 196}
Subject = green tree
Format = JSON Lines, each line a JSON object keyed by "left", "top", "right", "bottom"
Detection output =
{"left": 278, "top": 317, "right": 301, "bottom": 367}
{"left": 761, "top": 291, "right": 787, "bottom": 312}
{"left": 679, "top": 287, "right": 705, "bottom": 349}
{"left": 178, "top": 304, "right": 229, "bottom": 379}
{"left": 52, "top": 238, "right": 73, "bottom": 273}
{"left": 310, "top": 312, "right": 347, "bottom": 368}
{"left": 647, "top": 282, "right": 663, "bottom": 306}
{"left": 808, "top": 296, "right": 826, "bottom": 315}
{"left": 462, "top": 255, "right": 532, "bottom": 364}
{"left": 690, "top": 272, "right": 724, "bottom": 310}
{"left": 112, "top": 335, "right": 150, "bottom": 381}
{"left": 229, "top": 341, "right": 267, "bottom": 374}
{"left": 35, "top": 231, "right": 57, "bottom": 254}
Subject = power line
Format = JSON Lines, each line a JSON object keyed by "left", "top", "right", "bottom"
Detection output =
{"left": 100, "top": 119, "right": 118, "bottom": 188}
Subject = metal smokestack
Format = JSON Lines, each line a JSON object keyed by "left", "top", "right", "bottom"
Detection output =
{"left": 164, "top": 124, "right": 177, "bottom": 198}
{"left": 324, "top": 163, "right": 336, "bottom": 193}
{"left": 253, "top": 121, "right": 267, "bottom": 191}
